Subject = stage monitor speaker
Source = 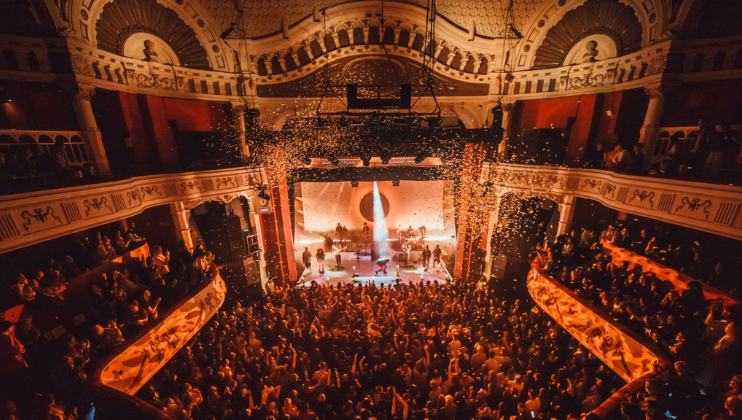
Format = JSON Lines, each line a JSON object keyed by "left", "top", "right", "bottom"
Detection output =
{"left": 509, "top": 128, "right": 566, "bottom": 165}
{"left": 224, "top": 215, "right": 248, "bottom": 262}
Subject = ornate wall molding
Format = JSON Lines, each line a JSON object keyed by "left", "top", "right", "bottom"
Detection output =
{"left": 0, "top": 167, "right": 265, "bottom": 254}
{"left": 486, "top": 163, "right": 742, "bottom": 241}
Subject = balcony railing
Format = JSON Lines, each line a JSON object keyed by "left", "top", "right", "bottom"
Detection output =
{"left": 485, "top": 163, "right": 742, "bottom": 241}
{"left": 0, "top": 129, "right": 89, "bottom": 165}
{"left": 0, "top": 166, "right": 266, "bottom": 254}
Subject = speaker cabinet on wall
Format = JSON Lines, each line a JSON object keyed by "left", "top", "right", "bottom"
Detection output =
{"left": 491, "top": 254, "right": 529, "bottom": 281}
{"left": 509, "top": 128, "right": 566, "bottom": 165}
{"left": 224, "top": 215, "right": 248, "bottom": 262}
{"left": 221, "top": 257, "right": 262, "bottom": 303}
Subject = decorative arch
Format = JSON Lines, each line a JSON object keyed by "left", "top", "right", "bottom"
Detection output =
{"left": 94, "top": 0, "right": 210, "bottom": 69}
{"left": 71, "top": 0, "right": 235, "bottom": 71}
{"left": 532, "top": 0, "right": 643, "bottom": 69}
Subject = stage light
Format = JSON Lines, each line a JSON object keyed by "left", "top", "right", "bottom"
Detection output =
{"left": 392, "top": 180, "right": 400, "bottom": 187}
{"left": 351, "top": 181, "right": 359, "bottom": 187}
{"left": 414, "top": 150, "right": 425, "bottom": 164}
{"left": 380, "top": 149, "right": 391, "bottom": 165}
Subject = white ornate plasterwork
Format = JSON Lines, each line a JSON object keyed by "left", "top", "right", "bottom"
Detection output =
{"left": 514, "top": 0, "right": 668, "bottom": 71}
{"left": 486, "top": 163, "right": 742, "bottom": 241}
{"left": 67, "top": 0, "right": 234, "bottom": 71}
{"left": 0, "top": 167, "right": 265, "bottom": 254}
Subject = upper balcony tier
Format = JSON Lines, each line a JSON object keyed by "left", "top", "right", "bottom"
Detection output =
{"left": 0, "top": 32, "right": 741, "bottom": 104}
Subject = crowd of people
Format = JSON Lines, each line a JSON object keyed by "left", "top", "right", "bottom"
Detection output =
{"left": 0, "top": 227, "right": 219, "bottom": 420}
{"left": 0, "top": 139, "right": 100, "bottom": 194}
{"left": 584, "top": 121, "right": 742, "bottom": 184}
{"left": 140, "top": 278, "right": 623, "bottom": 420}
{"left": 534, "top": 223, "right": 742, "bottom": 420}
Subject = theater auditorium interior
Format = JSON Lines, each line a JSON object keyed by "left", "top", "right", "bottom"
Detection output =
{"left": 1, "top": 0, "right": 742, "bottom": 419}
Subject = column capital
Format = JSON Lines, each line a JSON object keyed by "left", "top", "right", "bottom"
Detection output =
{"left": 64, "top": 86, "right": 96, "bottom": 102}
{"left": 644, "top": 85, "right": 676, "bottom": 100}
{"left": 501, "top": 102, "right": 516, "bottom": 112}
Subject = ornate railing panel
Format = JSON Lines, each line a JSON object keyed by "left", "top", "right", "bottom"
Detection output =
{"left": 527, "top": 267, "right": 669, "bottom": 382}
{"left": 98, "top": 274, "right": 226, "bottom": 395}
{"left": 0, "top": 167, "right": 265, "bottom": 253}
{"left": 601, "top": 241, "right": 738, "bottom": 308}
{"left": 487, "top": 163, "right": 742, "bottom": 241}
{"left": 0, "top": 129, "right": 89, "bottom": 165}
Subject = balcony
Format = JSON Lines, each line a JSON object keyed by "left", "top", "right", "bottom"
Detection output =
{"left": 484, "top": 162, "right": 742, "bottom": 241}
{"left": 0, "top": 166, "right": 266, "bottom": 254}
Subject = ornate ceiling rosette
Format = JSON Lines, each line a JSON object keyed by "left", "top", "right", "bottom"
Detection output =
{"left": 95, "top": 0, "right": 211, "bottom": 69}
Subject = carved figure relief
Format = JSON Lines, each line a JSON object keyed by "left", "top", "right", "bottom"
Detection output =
{"left": 20, "top": 207, "right": 64, "bottom": 232}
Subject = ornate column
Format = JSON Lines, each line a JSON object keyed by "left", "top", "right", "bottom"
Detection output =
{"left": 231, "top": 104, "right": 250, "bottom": 162}
{"left": 638, "top": 86, "right": 668, "bottom": 168}
{"left": 71, "top": 86, "right": 112, "bottom": 178}
{"left": 393, "top": 28, "right": 402, "bottom": 44}
{"left": 556, "top": 195, "right": 576, "bottom": 238}
{"left": 497, "top": 102, "right": 516, "bottom": 160}
{"left": 170, "top": 202, "right": 195, "bottom": 251}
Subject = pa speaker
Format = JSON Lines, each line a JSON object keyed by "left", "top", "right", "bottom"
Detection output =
{"left": 509, "top": 128, "right": 566, "bottom": 165}
{"left": 224, "top": 215, "right": 247, "bottom": 262}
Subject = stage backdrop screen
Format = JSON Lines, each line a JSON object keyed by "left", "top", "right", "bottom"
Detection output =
{"left": 293, "top": 180, "right": 455, "bottom": 252}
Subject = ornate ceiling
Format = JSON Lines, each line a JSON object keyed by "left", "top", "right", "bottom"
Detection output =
{"left": 199, "top": 0, "right": 545, "bottom": 39}
{"left": 27, "top": 0, "right": 681, "bottom": 76}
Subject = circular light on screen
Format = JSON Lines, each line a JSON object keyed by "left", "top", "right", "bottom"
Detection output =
{"left": 359, "top": 192, "right": 390, "bottom": 222}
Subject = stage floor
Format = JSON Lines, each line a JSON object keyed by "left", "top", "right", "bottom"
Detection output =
{"left": 296, "top": 259, "right": 450, "bottom": 287}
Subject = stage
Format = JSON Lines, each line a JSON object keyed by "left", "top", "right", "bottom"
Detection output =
{"left": 296, "top": 259, "right": 450, "bottom": 287}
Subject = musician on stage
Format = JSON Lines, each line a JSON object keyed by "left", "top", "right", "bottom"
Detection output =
{"left": 316, "top": 248, "right": 325, "bottom": 275}
{"left": 302, "top": 247, "right": 312, "bottom": 273}
{"left": 432, "top": 245, "right": 442, "bottom": 268}
{"left": 332, "top": 241, "right": 344, "bottom": 267}
{"left": 361, "top": 222, "right": 370, "bottom": 238}
{"left": 375, "top": 257, "right": 390, "bottom": 275}
{"left": 405, "top": 225, "right": 415, "bottom": 238}
{"left": 401, "top": 241, "right": 411, "bottom": 265}
{"left": 422, "top": 245, "right": 432, "bottom": 269}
